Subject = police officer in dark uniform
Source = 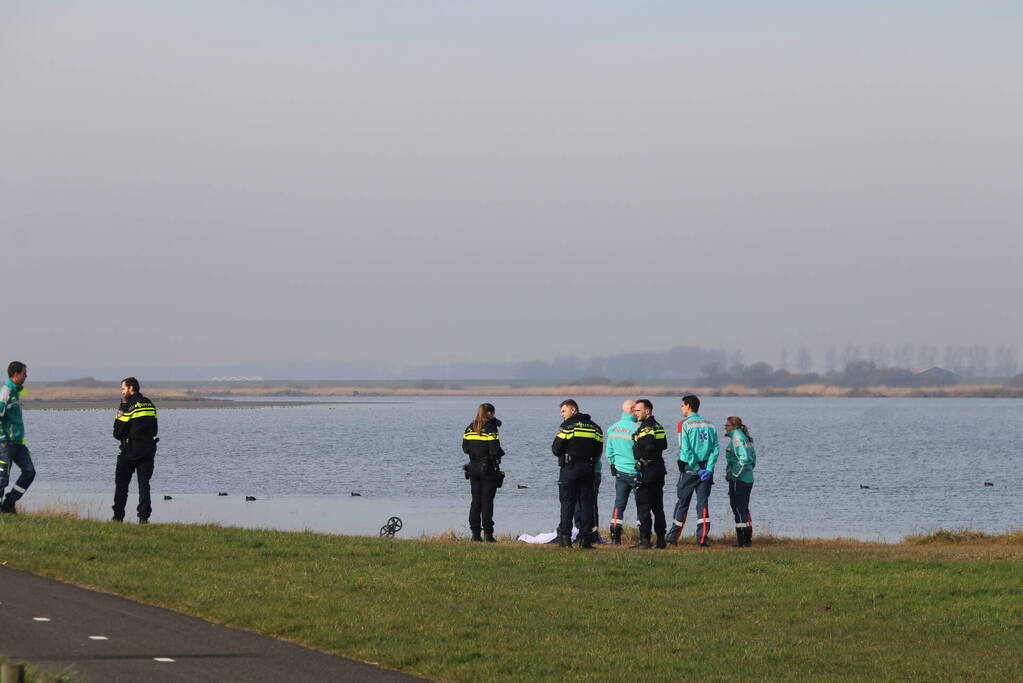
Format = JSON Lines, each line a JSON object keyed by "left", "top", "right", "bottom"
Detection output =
{"left": 631, "top": 398, "right": 668, "bottom": 549}
{"left": 551, "top": 399, "right": 603, "bottom": 549}
{"left": 112, "top": 377, "right": 158, "bottom": 523}
{"left": 462, "top": 402, "right": 505, "bottom": 542}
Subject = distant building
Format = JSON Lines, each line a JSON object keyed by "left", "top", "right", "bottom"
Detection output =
{"left": 912, "top": 366, "right": 961, "bottom": 385}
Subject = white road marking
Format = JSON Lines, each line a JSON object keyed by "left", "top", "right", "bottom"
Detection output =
{"left": 153, "top": 657, "right": 175, "bottom": 663}
{"left": 88, "top": 635, "right": 109, "bottom": 640}
{"left": 32, "top": 617, "right": 51, "bottom": 622}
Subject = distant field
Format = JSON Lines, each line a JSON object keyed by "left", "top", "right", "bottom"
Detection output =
{"left": 1, "top": 515, "right": 1021, "bottom": 681}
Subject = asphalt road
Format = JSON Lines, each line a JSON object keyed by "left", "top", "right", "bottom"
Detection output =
{"left": 0, "top": 566, "right": 425, "bottom": 682}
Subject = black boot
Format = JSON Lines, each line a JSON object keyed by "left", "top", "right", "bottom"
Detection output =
{"left": 630, "top": 534, "right": 652, "bottom": 549}
{"left": 0, "top": 499, "right": 16, "bottom": 515}
{"left": 611, "top": 525, "right": 622, "bottom": 545}
{"left": 483, "top": 531, "right": 497, "bottom": 543}
{"left": 138, "top": 517, "right": 149, "bottom": 525}
{"left": 557, "top": 533, "right": 572, "bottom": 548}
{"left": 579, "top": 532, "right": 594, "bottom": 549}
{"left": 471, "top": 531, "right": 483, "bottom": 542}
{"left": 743, "top": 527, "right": 753, "bottom": 547}
{"left": 655, "top": 533, "right": 667, "bottom": 549}
{"left": 731, "top": 528, "right": 745, "bottom": 547}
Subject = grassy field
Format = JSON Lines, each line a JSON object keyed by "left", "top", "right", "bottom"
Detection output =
{"left": 0, "top": 654, "right": 79, "bottom": 683}
{"left": 1, "top": 515, "right": 1021, "bottom": 681}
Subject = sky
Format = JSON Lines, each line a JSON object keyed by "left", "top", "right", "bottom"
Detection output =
{"left": 1, "top": 1, "right": 1021, "bottom": 373}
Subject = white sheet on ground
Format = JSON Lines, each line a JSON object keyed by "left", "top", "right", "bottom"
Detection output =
{"left": 517, "top": 528, "right": 612, "bottom": 544}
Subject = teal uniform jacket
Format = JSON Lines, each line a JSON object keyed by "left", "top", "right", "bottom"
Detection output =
{"left": 677, "top": 413, "right": 719, "bottom": 471}
{"left": 0, "top": 378, "right": 26, "bottom": 445}
{"left": 604, "top": 412, "right": 639, "bottom": 474}
{"left": 725, "top": 428, "right": 756, "bottom": 484}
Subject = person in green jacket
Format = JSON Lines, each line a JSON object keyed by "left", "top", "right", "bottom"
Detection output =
{"left": 0, "top": 361, "right": 33, "bottom": 514}
{"left": 725, "top": 416, "right": 756, "bottom": 547}
{"left": 666, "top": 394, "right": 720, "bottom": 546}
{"left": 605, "top": 399, "right": 638, "bottom": 545}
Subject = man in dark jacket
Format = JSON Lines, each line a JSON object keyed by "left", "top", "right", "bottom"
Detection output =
{"left": 112, "top": 377, "right": 158, "bottom": 523}
{"left": 551, "top": 399, "right": 603, "bottom": 548}
{"left": 631, "top": 399, "right": 668, "bottom": 549}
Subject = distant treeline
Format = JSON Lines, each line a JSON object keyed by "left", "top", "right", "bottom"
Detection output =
{"left": 783, "top": 343, "right": 1018, "bottom": 378}
{"left": 407, "top": 345, "right": 734, "bottom": 381}
{"left": 699, "top": 361, "right": 962, "bottom": 389}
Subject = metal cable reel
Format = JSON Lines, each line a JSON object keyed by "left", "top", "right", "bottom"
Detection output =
{"left": 379, "top": 516, "right": 403, "bottom": 538}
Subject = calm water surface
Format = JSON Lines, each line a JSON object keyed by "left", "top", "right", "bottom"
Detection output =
{"left": 19, "top": 396, "right": 1023, "bottom": 541}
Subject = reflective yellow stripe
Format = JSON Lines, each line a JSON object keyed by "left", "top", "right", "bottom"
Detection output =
{"left": 463, "top": 433, "right": 499, "bottom": 441}
{"left": 124, "top": 409, "right": 157, "bottom": 419}
{"left": 570, "top": 430, "right": 603, "bottom": 442}
{"left": 115, "top": 414, "right": 131, "bottom": 422}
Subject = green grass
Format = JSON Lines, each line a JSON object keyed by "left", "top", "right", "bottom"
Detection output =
{"left": 0, "top": 653, "right": 82, "bottom": 683}
{"left": 1, "top": 516, "right": 1022, "bottom": 681}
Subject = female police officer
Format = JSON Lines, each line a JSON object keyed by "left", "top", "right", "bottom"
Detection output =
{"left": 462, "top": 403, "right": 505, "bottom": 542}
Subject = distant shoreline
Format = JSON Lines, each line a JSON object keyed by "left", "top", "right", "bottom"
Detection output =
{"left": 195, "top": 382, "right": 1023, "bottom": 399}
{"left": 22, "top": 382, "right": 1023, "bottom": 403}
{"left": 23, "top": 398, "right": 378, "bottom": 411}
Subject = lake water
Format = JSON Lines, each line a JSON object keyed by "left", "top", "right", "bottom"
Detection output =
{"left": 15, "top": 396, "right": 1023, "bottom": 541}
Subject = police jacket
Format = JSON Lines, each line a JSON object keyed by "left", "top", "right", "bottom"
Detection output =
{"left": 462, "top": 418, "right": 505, "bottom": 463}
{"left": 113, "top": 393, "right": 159, "bottom": 458}
{"left": 551, "top": 413, "right": 603, "bottom": 467}
{"left": 632, "top": 416, "right": 667, "bottom": 466}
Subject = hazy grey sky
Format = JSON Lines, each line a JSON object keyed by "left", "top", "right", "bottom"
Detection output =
{"left": 2, "top": 1, "right": 1020, "bottom": 371}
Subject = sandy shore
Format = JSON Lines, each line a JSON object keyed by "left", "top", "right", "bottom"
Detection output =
{"left": 23, "top": 398, "right": 376, "bottom": 411}
{"left": 22, "top": 382, "right": 1023, "bottom": 403}
{"left": 195, "top": 383, "right": 1023, "bottom": 399}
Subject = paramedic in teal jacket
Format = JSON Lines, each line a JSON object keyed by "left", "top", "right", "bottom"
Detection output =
{"left": 0, "top": 361, "right": 33, "bottom": 515}
{"left": 724, "top": 415, "right": 756, "bottom": 547}
{"left": 604, "top": 399, "right": 638, "bottom": 545}
{"left": 665, "top": 395, "right": 720, "bottom": 546}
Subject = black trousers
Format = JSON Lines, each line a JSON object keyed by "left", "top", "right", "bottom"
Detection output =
{"left": 635, "top": 459, "right": 666, "bottom": 538}
{"left": 728, "top": 479, "right": 754, "bottom": 536}
{"left": 558, "top": 461, "right": 594, "bottom": 536}
{"left": 113, "top": 455, "right": 155, "bottom": 520}
{"left": 468, "top": 473, "right": 500, "bottom": 533}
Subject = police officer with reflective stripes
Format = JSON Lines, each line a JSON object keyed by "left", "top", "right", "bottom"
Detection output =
{"left": 112, "top": 377, "right": 159, "bottom": 523}
{"left": 630, "top": 399, "right": 668, "bottom": 549}
{"left": 462, "top": 402, "right": 505, "bottom": 542}
{"left": 551, "top": 399, "right": 603, "bottom": 549}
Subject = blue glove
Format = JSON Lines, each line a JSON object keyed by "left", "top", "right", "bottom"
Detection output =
{"left": 698, "top": 469, "right": 712, "bottom": 482}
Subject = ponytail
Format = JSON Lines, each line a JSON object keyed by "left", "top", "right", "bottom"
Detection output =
{"left": 727, "top": 416, "right": 753, "bottom": 443}
{"left": 472, "top": 403, "right": 496, "bottom": 434}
